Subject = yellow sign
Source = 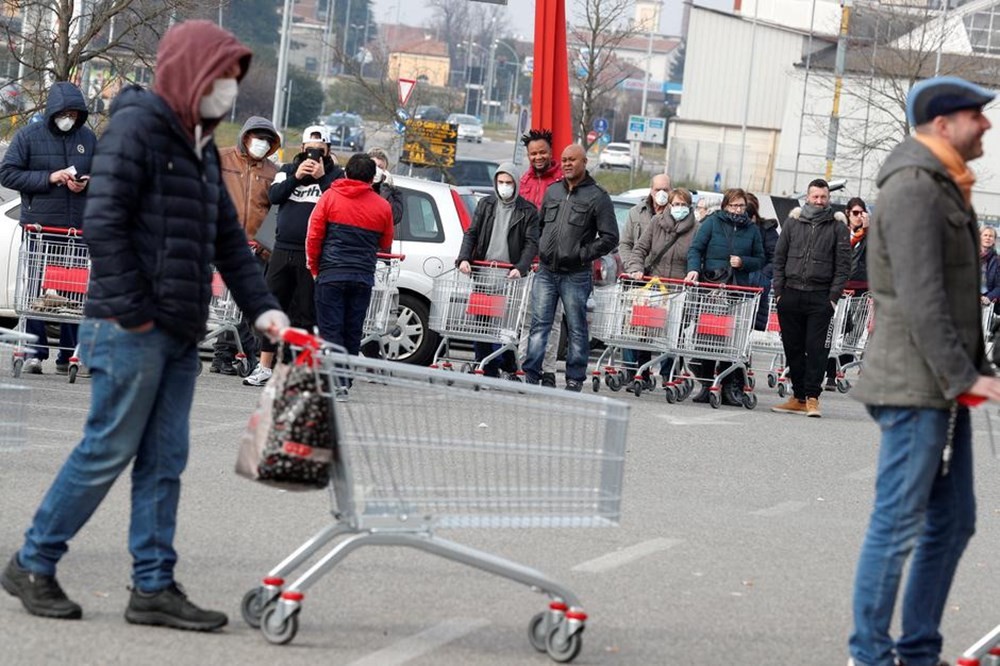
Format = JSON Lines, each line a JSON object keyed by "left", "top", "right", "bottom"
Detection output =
{"left": 401, "top": 120, "right": 458, "bottom": 167}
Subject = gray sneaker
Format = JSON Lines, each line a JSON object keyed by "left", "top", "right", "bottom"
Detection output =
{"left": 1, "top": 554, "right": 82, "bottom": 619}
{"left": 242, "top": 363, "right": 272, "bottom": 387}
{"left": 23, "top": 358, "right": 42, "bottom": 374}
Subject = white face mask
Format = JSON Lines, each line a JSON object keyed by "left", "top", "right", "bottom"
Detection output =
{"left": 248, "top": 138, "right": 270, "bottom": 159}
{"left": 670, "top": 205, "right": 689, "bottom": 221}
{"left": 653, "top": 190, "right": 670, "bottom": 207}
{"left": 199, "top": 78, "right": 239, "bottom": 120}
{"left": 373, "top": 167, "right": 386, "bottom": 184}
{"left": 497, "top": 183, "right": 515, "bottom": 200}
{"left": 54, "top": 115, "right": 75, "bottom": 132}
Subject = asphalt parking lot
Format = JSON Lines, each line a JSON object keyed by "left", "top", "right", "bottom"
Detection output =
{"left": 3, "top": 363, "right": 1000, "bottom": 665}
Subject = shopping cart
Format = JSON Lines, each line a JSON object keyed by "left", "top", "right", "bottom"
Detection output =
{"left": 240, "top": 329, "right": 630, "bottom": 663}
{"left": 0, "top": 327, "right": 36, "bottom": 452}
{"left": 748, "top": 295, "right": 790, "bottom": 396}
{"left": 13, "top": 225, "right": 88, "bottom": 382}
{"left": 828, "top": 293, "right": 875, "bottom": 393}
{"left": 428, "top": 262, "right": 533, "bottom": 377}
{"left": 199, "top": 269, "right": 254, "bottom": 377}
{"left": 667, "top": 280, "right": 762, "bottom": 409}
{"left": 588, "top": 275, "right": 685, "bottom": 398}
{"left": 984, "top": 303, "right": 997, "bottom": 362}
{"left": 359, "top": 252, "right": 404, "bottom": 356}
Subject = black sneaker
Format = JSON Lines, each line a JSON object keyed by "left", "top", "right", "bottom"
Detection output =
{"left": 209, "top": 361, "right": 237, "bottom": 376}
{"left": 124, "top": 582, "right": 228, "bottom": 632}
{"left": 1, "top": 554, "right": 82, "bottom": 619}
{"left": 541, "top": 372, "right": 557, "bottom": 388}
{"left": 565, "top": 379, "right": 583, "bottom": 392}
{"left": 824, "top": 379, "right": 837, "bottom": 392}
{"left": 55, "top": 363, "right": 69, "bottom": 375}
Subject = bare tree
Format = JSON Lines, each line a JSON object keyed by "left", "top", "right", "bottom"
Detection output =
{"left": 3, "top": 0, "right": 197, "bottom": 116}
{"left": 570, "top": 0, "right": 642, "bottom": 151}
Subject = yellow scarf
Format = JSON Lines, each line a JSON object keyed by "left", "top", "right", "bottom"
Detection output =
{"left": 914, "top": 133, "right": 975, "bottom": 206}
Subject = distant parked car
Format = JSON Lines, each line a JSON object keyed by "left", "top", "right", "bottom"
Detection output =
{"left": 323, "top": 112, "right": 366, "bottom": 152}
{"left": 414, "top": 105, "right": 448, "bottom": 122}
{"left": 446, "top": 113, "right": 484, "bottom": 143}
{"left": 599, "top": 142, "right": 642, "bottom": 170}
{"left": 395, "top": 158, "right": 500, "bottom": 188}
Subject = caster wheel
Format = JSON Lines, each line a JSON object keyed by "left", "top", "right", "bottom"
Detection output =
{"left": 546, "top": 624, "right": 584, "bottom": 663}
{"left": 776, "top": 382, "right": 787, "bottom": 398}
{"left": 631, "top": 380, "right": 642, "bottom": 398}
{"left": 591, "top": 377, "right": 600, "bottom": 393}
{"left": 12, "top": 357, "right": 22, "bottom": 378}
{"left": 240, "top": 588, "right": 268, "bottom": 629}
{"left": 196, "top": 361, "right": 204, "bottom": 376}
{"left": 236, "top": 358, "right": 253, "bottom": 378}
{"left": 261, "top": 604, "right": 299, "bottom": 645}
{"left": 68, "top": 365, "right": 78, "bottom": 383}
{"left": 527, "top": 612, "right": 548, "bottom": 653}
{"left": 665, "top": 386, "right": 677, "bottom": 403}
{"left": 644, "top": 376, "right": 657, "bottom": 391}
{"left": 677, "top": 380, "right": 692, "bottom": 402}
{"left": 708, "top": 391, "right": 721, "bottom": 409}
{"left": 837, "top": 378, "right": 851, "bottom": 393}
{"left": 746, "top": 375, "right": 756, "bottom": 390}
{"left": 742, "top": 392, "right": 758, "bottom": 410}
{"left": 607, "top": 375, "right": 622, "bottom": 392}
{"left": 766, "top": 374, "right": 776, "bottom": 388}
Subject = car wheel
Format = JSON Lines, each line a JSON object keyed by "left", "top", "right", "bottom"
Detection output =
{"left": 379, "top": 292, "right": 438, "bottom": 366}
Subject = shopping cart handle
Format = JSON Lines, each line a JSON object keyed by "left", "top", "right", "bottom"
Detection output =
{"left": 472, "top": 260, "right": 515, "bottom": 269}
{"left": 958, "top": 393, "right": 988, "bottom": 407}
{"left": 280, "top": 327, "right": 323, "bottom": 349}
{"left": 660, "top": 277, "right": 762, "bottom": 293}
{"left": 377, "top": 253, "right": 406, "bottom": 261}
{"left": 23, "top": 224, "right": 82, "bottom": 236}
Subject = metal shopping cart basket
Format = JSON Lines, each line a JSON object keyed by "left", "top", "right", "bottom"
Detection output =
{"left": 984, "top": 303, "right": 997, "bottom": 362}
{"left": 199, "top": 269, "right": 254, "bottom": 377}
{"left": 240, "top": 329, "right": 630, "bottom": 662}
{"left": 428, "top": 262, "right": 533, "bottom": 377}
{"left": 360, "top": 253, "right": 403, "bottom": 355}
{"left": 588, "top": 275, "right": 685, "bottom": 397}
{"left": 671, "top": 280, "right": 762, "bottom": 409}
{"left": 13, "top": 225, "right": 88, "bottom": 382}
{"left": 749, "top": 294, "right": 791, "bottom": 396}
{"left": 828, "top": 293, "right": 875, "bottom": 393}
{"left": 0, "top": 327, "right": 36, "bottom": 452}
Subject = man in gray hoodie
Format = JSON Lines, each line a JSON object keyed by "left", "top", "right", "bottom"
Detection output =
{"left": 456, "top": 162, "right": 539, "bottom": 377}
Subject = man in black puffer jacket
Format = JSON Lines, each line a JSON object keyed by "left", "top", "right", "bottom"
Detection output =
{"left": 0, "top": 82, "right": 97, "bottom": 374}
{"left": 1, "top": 21, "right": 286, "bottom": 631}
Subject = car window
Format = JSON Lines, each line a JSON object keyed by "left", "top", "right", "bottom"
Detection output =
{"left": 7, "top": 204, "right": 19, "bottom": 220}
{"left": 397, "top": 188, "right": 444, "bottom": 242}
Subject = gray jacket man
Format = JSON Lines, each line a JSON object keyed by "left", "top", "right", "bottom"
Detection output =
{"left": 620, "top": 173, "right": 670, "bottom": 267}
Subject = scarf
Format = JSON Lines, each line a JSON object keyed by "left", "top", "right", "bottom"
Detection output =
{"left": 850, "top": 226, "right": 866, "bottom": 248}
{"left": 914, "top": 133, "right": 975, "bottom": 206}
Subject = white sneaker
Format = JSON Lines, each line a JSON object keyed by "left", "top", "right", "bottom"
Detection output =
{"left": 24, "top": 358, "right": 42, "bottom": 374}
{"left": 242, "top": 364, "right": 272, "bottom": 387}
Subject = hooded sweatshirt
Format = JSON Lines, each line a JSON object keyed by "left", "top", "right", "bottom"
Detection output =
{"left": 518, "top": 160, "right": 562, "bottom": 209}
{"left": 0, "top": 82, "right": 97, "bottom": 227}
{"left": 458, "top": 163, "right": 540, "bottom": 275}
{"left": 305, "top": 176, "right": 394, "bottom": 286}
{"left": 484, "top": 162, "right": 519, "bottom": 263}
{"left": 219, "top": 116, "right": 279, "bottom": 239}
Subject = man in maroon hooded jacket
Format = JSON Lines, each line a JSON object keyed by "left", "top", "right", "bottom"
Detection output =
{"left": 1, "top": 21, "right": 287, "bottom": 631}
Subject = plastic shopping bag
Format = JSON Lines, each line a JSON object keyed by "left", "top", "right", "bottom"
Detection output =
{"left": 236, "top": 362, "right": 337, "bottom": 491}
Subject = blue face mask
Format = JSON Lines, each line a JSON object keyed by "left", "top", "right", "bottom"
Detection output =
{"left": 670, "top": 206, "right": 689, "bottom": 221}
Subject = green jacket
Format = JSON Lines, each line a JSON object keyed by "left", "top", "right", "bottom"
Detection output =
{"left": 853, "top": 137, "right": 992, "bottom": 408}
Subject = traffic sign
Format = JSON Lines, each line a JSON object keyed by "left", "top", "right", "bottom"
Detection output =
{"left": 398, "top": 78, "right": 416, "bottom": 106}
{"left": 401, "top": 119, "right": 458, "bottom": 167}
{"left": 626, "top": 115, "right": 646, "bottom": 142}
{"left": 586, "top": 130, "right": 599, "bottom": 145}
{"left": 593, "top": 117, "right": 608, "bottom": 133}
{"left": 646, "top": 117, "right": 666, "bottom": 144}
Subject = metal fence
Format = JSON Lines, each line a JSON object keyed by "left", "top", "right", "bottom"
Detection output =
{"left": 667, "top": 136, "right": 773, "bottom": 192}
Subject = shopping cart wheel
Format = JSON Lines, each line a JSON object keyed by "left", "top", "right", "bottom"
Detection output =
{"left": 591, "top": 377, "right": 600, "bottom": 393}
{"left": 746, "top": 375, "right": 756, "bottom": 390}
{"left": 776, "top": 382, "right": 787, "bottom": 398}
{"left": 837, "top": 378, "right": 851, "bottom": 393}
{"left": 240, "top": 588, "right": 269, "bottom": 629}
{"left": 665, "top": 386, "right": 677, "bottom": 403}
{"left": 68, "top": 366, "right": 78, "bottom": 384}
{"left": 742, "top": 392, "right": 758, "bottom": 410}
{"left": 676, "top": 380, "right": 693, "bottom": 402}
{"left": 631, "top": 380, "right": 643, "bottom": 398}
{"left": 12, "top": 358, "right": 22, "bottom": 378}
{"left": 261, "top": 604, "right": 299, "bottom": 645}
{"left": 235, "top": 358, "right": 253, "bottom": 378}
{"left": 546, "top": 624, "right": 583, "bottom": 663}
{"left": 527, "top": 612, "right": 548, "bottom": 652}
{"left": 708, "top": 391, "right": 721, "bottom": 409}
{"left": 606, "top": 374, "right": 622, "bottom": 392}
{"left": 766, "top": 374, "right": 776, "bottom": 389}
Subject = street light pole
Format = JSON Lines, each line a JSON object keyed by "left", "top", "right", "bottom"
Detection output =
{"left": 341, "top": 0, "right": 353, "bottom": 73}
{"left": 272, "top": 0, "right": 294, "bottom": 129}
{"left": 493, "top": 40, "right": 521, "bottom": 120}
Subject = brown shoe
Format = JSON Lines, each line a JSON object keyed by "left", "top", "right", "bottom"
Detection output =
{"left": 771, "top": 396, "right": 807, "bottom": 414}
{"left": 806, "top": 397, "right": 821, "bottom": 418}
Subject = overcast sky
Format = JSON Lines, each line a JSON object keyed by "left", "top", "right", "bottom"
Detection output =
{"left": 369, "top": 0, "right": 736, "bottom": 41}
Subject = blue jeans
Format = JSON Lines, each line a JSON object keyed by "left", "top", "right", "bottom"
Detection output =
{"left": 26, "top": 319, "right": 78, "bottom": 364}
{"left": 315, "top": 280, "right": 373, "bottom": 356}
{"left": 850, "top": 406, "right": 975, "bottom": 666}
{"left": 524, "top": 267, "right": 591, "bottom": 383}
{"left": 17, "top": 319, "right": 200, "bottom": 592}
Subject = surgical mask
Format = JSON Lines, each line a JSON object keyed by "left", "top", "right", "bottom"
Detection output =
{"left": 653, "top": 190, "right": 670, "bottom": 207}
{"left": 54, "top": 115, "right": 75, "bottom": 132}
{"left": 199, "top": 78, "right": 238, "bottom": 120}
{"left": 373, "top": 167, "right": 386, "bottom": 184}
{"left": 670, "top": 206, "right": 689, "bottom": 221}
{"left": 247, "top": 138, "right": 270, "bottom": 159}
{"left": 497, "top": 183, "right": 515, "bottom": 200}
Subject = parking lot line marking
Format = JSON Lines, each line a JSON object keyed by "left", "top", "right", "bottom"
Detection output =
{"left": 347, "top": 618, "right": 490, "bottom": 666}
{"left": 571, "top": 538, "right": 683, "bottom": 573}
{"left": 845, "top": 466, "right": 876, "bottom": 481}
{"left": 652, "top": 412, "right": 741, "bottom": 426}
{"left": 750, "top": 500, "right": 809, "bottom": 517}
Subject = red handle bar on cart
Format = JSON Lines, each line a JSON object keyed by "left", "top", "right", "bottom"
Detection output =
{"left": 280, "top": 327, "right": 324, "bottom": 349}
{"left": 23, "top": 224, "right": 82, "bottom": 236}
{"left": 376, "top": 252, "right": 406, "bottom": 261}
{"left": 618, "top": 274, "right": 762, "bottom": 293}
{"left": 472, "top": 260, "right": 516, "bottom": 269}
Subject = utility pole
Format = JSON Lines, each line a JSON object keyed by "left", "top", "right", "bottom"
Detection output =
{"left": 319, "top": 0, "right": 336, "bottom": 115}
{"left": 824, "top": 0, "right": 852, "bottom": 181}
{"left": 935, "top": 0, "right": 949, "bottom": 76}
{"left": 341, "top": 0, "right": 354, "bottom": 73}
{"left": 737, "top": 0, "right": 759, "bottom": 186}
{"left": 272, "top": 0, "right": 294, "bottom": 129}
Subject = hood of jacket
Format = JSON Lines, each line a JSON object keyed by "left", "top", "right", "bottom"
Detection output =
{"left": 45, "top": 82, "right": 89, "bottom": 132}
{"left": 877, "top": 135, "right": 951, "bottom": 188}
{"left": 331, "top": 177, "right": 377, "bottom": 199}
{"left": 787, "top": 206, "right": 847, "bottom": 226}
{"left": 237, "top": 115, "right": 280, "bottom": 158}
{"left": 153, "top": 20, "right": 252, "bottom": 137}
{"left": 494, "top": 161, "right": 519, "bottom": 202}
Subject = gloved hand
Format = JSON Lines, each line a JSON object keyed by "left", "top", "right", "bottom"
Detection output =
{"left": 255, "top": 309, "right": 290, "bottom": 342}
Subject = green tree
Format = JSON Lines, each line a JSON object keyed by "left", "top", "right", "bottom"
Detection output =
{"left": 285, "top": 66, "right": 323, "bottom": 127}
{"left": 669, "top": 40, "right": 685, "bottom": 83}
{"left": 223, "top": 0, "right": 280, "bottom": 47}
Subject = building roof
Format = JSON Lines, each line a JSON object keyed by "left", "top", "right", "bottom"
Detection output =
{"left": 616, "top": 34, "right": 683, "bottom": 54}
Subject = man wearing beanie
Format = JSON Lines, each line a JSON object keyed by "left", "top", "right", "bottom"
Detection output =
{"left": 849, "top": 76, "right": 1000, "bottom": 666}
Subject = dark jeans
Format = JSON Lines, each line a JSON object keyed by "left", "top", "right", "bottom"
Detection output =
{"left": 776, "top": 288, "right": 835, "bottom": 400}
{"left": 315, "top": 280, "right": 372, "bottom": 356}
{"left": 524, "top": 267, "right": 592, "bottom": 383}
{"left": 261, "top": 248, "right": 315, "bottom": 354}
{"left": 26, "top": 319, "right": 78, "bottom": 364}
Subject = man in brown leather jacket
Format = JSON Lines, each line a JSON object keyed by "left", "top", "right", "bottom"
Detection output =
{"left": 213, "top": 115, "right": 280, "bottom": 374}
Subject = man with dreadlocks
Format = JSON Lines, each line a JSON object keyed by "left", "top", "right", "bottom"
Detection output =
{"left": 516, "top": 129, "right": 564, "bottom": 387}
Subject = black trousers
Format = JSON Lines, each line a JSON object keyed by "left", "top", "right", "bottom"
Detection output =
{"left": 777, "top": 288, "right": 835, "bottom": 400}
{"left": 261, "top": 248, "right": 315, "bottom": 354}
